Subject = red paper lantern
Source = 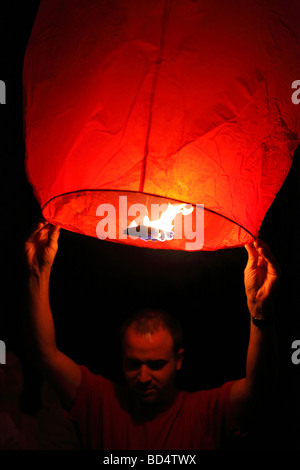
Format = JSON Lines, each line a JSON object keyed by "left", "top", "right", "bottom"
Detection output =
{"left": 23, "top": 0, "right": 300, "bottom": 251}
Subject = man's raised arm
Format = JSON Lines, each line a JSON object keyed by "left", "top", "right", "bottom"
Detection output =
{"left": 229, "top": 239, "right": 280, "bottom": 427}
{"left": 24, "top": 220, "right": 81, "bottom": 409}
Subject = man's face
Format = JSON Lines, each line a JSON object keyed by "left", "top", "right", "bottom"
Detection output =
{"left": 122, "top": 326, "right": 183, "bottom": 405}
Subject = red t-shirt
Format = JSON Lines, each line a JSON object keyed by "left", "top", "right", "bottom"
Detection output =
{"left": 68, "top": 366, "right": 239, "bottom": 450}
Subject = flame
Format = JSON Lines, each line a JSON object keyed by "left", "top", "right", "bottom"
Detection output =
{"left": 143, "top": 203, "right": 193, "bottom": 231}
{"left": 128, "top": 203, "right": 193, "bottom": 241}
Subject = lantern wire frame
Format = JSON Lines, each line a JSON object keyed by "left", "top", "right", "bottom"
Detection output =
{"left": 41, "top": 188, "right": 256, "bottom": 251}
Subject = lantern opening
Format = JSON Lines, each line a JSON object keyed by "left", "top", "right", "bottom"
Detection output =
{"left": 41, "top": 189, "right": 255, "bottom": 251}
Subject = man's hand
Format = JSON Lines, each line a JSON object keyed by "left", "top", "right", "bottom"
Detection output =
{"left": 244, "top": 240, "right": 280, "bottom": 319}
{"left": 25, "top": 220, "right": 60, "bottom": 276}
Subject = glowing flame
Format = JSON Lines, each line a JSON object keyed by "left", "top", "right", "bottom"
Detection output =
{"left": 128, "top": 203, "right": 193, "bottom": 241}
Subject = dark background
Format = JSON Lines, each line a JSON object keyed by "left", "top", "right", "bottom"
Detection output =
{"left": 0, "top": 1, "right": 299, "bottom": 450}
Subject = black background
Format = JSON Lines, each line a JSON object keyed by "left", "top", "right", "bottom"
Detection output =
{"left": 0, "top": 1, "right": 299, "bottom": 450}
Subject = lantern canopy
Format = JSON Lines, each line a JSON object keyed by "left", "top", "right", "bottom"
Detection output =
{"left": 23, "top": 0, "right": 300, "bottom": 250}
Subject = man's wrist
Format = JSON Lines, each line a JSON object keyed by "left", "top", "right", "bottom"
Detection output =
{"left": 248, "top": 300, "right": 275, "bottom": 328}
{"left": 28, "top": 267, "right": 51, "bottom": 284}
{"left": 248, "top": 298, "right": 274, "bottom": 317}
{"left": 250, "top": 314, "right": 275, "bottom": 329}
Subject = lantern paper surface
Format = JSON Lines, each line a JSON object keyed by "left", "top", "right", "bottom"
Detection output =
{"left": 23, "top": 0, "right": 300, "bottom": 251}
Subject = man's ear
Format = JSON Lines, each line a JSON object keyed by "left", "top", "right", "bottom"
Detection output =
{"left": 175, "top": 348, "right": 184, "bottom": 371}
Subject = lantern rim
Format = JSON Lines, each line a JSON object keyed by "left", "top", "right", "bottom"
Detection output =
{"left": 41, "top": 188, "right": 256, "bottom": 251}
{"left": 42, "top": 188, "right": 254, "bottom": 238}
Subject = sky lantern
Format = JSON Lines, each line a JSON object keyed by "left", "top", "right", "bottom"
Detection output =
{"left": 23, "top": 0, "right": 300, "bottom": 251}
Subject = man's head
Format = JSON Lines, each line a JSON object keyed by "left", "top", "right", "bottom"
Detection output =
{"left": 121, "top": 309, "right": 184, "bottom": 406}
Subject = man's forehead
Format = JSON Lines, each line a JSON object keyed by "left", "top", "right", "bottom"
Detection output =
{"left": 122, "top": 326, "right": 174, "bottom": 358}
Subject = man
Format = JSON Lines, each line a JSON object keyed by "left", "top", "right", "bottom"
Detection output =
{"left": 24, "top": 220, "right": 280, "bottom": 450}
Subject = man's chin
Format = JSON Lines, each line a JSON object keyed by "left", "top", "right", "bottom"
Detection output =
{"left": 135, "top": 388, "right": 159, "bottom": 404}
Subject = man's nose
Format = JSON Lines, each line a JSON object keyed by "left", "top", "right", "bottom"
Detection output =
{"left": 137, "top": 365, "right": 151, "bottom": 384}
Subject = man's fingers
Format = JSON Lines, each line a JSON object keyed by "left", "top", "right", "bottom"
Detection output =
{"left": 244, "top": 242, "right": 256, "bottom": 258}
{"left": 48, "top": 224, "right": 61, "bottom": 243}
{"left": 254, "top": 239, "right": 281, "bottom": 275}
{"left": 25, "top": 218, "right": 45, "bottom": 241}
{"left": 26, "top": 219, "right": 60, "bottom": 248}
{"left": 244, "top": 242, "right": 259, "bottom": 268}
{"left": 244, "top": 239, "right": 280, "bottom": 278}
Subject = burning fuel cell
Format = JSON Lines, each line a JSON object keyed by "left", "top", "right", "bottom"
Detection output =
{"left": 124, "top": 203, "right": 193, "bottom": 242}
{"left": 124, "top": 224, "right": 174, "bottom": 241}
